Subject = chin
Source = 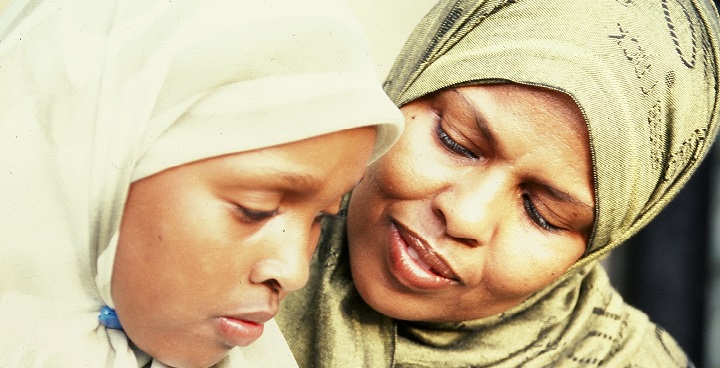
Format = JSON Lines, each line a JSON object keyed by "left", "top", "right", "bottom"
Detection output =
{"left": 152, "top": 348, "right": 227, "bottom": 368}
{"left": 365, "top": 296, "right": 444, "bottom": 322}
{"left": 354, "top": 282, "right": 414, "bottom": 321}
{"left": 155, "top": 357, "right": 224, "bottom": 368}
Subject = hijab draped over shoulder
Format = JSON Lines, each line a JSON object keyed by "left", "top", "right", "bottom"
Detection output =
{"left": 277, "top": 0, "right": 720, "bottom": 366}
{"left": 0, "top": 0, "right": 403, "bottom": 366}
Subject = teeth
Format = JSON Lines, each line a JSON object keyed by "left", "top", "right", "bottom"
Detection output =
{"left": 407, "top": 246, "right": 433, "bottom": 271}
{"left": 407, "top": 246, "right": 420, "bottom": 261}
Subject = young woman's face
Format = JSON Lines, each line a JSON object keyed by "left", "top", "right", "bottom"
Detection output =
{"left": 112, "top": 127, "right": 376, "bottom": 367}
{"left": 348, "top": 84, "right": 594, "bottom": 322}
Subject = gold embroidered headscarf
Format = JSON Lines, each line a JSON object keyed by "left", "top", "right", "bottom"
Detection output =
{"left": 278, "top": 0, "right": 720, "bottom": 366}
{"left": 385, "top": 0, "right": 719, "bottom": 268}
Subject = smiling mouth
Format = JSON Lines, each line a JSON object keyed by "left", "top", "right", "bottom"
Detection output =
{"left": 388, "top": 220, "right": 460, "bottom": 289}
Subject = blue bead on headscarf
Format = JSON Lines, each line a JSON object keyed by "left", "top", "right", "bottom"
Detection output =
{"left": 98, "top": 305, "right": 123, "bottom": 330}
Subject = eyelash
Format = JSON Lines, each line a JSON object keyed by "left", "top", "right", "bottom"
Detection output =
{"left": 236, "top": 206, "right": 347, "bottom": 225}
{"left": 435, "top": 123, "right": 478, "bottom": 159}
{"left": 434, "top": 116, "right": 561, "bottom": 234}
{"left": 236, "top": 206, "right": 279, "bottom": 223}
{"left": 521, "top": 193, "right": 560, "bottom": 232}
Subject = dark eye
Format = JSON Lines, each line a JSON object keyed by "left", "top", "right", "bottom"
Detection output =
{"left": 435, "top": 123, "right": 478, "bottom": 159}
{"left": 236, "top": 205, "right": 279, "bottom": 223}
{"left": 522, "top": 193, "right": 559, "bottom": 232}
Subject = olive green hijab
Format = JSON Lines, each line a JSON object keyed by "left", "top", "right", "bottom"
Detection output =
{"left": 385, "top": 0, "right": 720, "bottom": 268}
{"left": 278, "top": 0, "right": 720, "bottom": 366}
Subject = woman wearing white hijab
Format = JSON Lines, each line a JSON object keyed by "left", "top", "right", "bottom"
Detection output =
{"left": 0, "top": 0, "right": 403, "bottom": 366}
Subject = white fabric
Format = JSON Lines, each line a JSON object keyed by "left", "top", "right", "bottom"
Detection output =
{"left": 0, "top": 0, "right": 403, "bottom": 366}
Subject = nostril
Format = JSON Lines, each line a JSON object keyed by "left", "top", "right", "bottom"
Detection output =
{"left": 456, "top": 236, "right": 479, "bottom": 248}
{"left": 433, "top": 207, "right": 447, "bottom": 226}
{"left": 265, "top": 279, "right": 282, "bottom": 292}
{"left": 250, "top": 258, "right": 309, "bottom": 293}
{"left": 433, "top": 202, "right": 483, "bottom": 248}
{"left": 249, "top": 260, "right": 284, "bottom": 287}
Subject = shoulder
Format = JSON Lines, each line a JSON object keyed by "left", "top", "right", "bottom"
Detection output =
{"left": 558, "top": 266, "right": 693, "bottom": 367}
{"left": 621, "top": 323, "right": 694, "bottom": 368}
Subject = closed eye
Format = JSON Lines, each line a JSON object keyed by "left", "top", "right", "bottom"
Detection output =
{"left": 236, "top": 205, "right": 279, "bottom": 223}
{"left": 435, "top": 123, "right": 478, "bottom": 159}
{"left": 521, "top": 193, "right": 560, "bottom": 232}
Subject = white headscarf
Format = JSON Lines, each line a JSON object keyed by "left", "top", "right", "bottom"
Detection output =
{"left": 0, "top": 0, "right": 403, "bottom": 366}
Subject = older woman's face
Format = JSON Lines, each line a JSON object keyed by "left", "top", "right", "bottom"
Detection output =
{"left": 347, "top": 84, "right": 594, "bottom": 322}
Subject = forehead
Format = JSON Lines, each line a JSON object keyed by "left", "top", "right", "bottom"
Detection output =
{"left": 448, "top": 84, "right": 590, "bottom": 153}
{"left": 200, "top": 128, "right": 376, "bottom": 194}
{"left": 456, "top": 83, "right": 587, "bottom": 137}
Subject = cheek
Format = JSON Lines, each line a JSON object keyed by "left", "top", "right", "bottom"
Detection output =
{"left": 113, "top": 216, "right": 191, "bottom": 318}
{"left": 369, "top": 126, "right": 445, "bottom": 200}
{"left": 482, "top": 232, "right": 584, "bottom": 297}
{"left": 113, "top": 190, "right": 239, "bottom": 310}
{"left": 113, "top": 196, "right": 164, "bottom": 305}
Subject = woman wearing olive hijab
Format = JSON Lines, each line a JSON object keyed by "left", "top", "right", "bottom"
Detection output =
{"left": 277, "top": 0, "right": 720, "bottom": 366}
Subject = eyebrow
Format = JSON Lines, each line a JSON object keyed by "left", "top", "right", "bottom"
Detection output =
{"left": 449, "top": 88, "right": 498, "bottom": 150}
{"left": 539, "top": 182, "right": 594, "bottom": 213}
{"left": 270, "top": 170, "right": 324, "bottom": 194}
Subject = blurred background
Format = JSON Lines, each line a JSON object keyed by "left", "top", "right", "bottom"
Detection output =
{"left": 606, "top": 151, "right": 719, "bottom": 368}
{"left": 347, "top": 0, "right": 720, "bottom": 366}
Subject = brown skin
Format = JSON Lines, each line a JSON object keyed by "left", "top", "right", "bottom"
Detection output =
{"left": 112, "top": 127, "right": 376, "bottom": 368}
{"left": 348, "top": 84, "right": 595, "bottom": 323}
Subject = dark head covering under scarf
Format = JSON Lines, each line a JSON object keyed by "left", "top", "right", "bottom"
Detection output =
{"left": 278, "top": 0, "right": 720, "bottom": 366}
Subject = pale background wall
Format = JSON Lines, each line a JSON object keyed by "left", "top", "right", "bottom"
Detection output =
{"left": 346, "top": 0, "right": 437, "bottom": 79}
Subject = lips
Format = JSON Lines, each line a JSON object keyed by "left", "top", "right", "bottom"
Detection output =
{"left": 217, "top": 310, "right": 275, "bottom": 348}
{"left": 387, "top": 220, "right": 460, "bottom": 290}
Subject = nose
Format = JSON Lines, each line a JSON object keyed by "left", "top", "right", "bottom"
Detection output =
{"left": 248, "top": 218, "right": 316, "bottom": 293}
{"left": 432, "top": 168, "right": 507, "bottom": 246}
